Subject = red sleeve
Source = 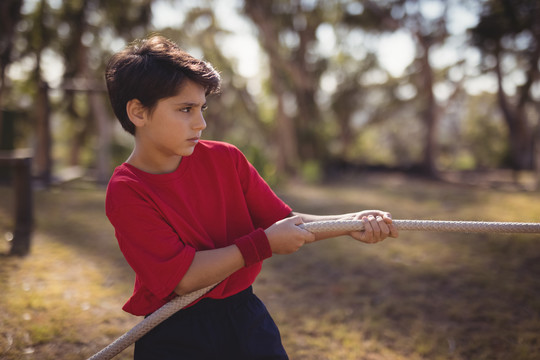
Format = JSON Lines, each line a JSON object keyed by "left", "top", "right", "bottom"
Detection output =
{"left": 106, "top": 184, "right": 195, "bottom": 301}
{"left": 234, "top": 228, "right": 273, "bottom": 267}
{"left": 230, "top": 146, "right": 292, "bottom": 228}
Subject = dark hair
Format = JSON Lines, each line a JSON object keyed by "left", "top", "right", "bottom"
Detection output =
{"left": 105, "top": 35, "right": 221, "bottom": 135}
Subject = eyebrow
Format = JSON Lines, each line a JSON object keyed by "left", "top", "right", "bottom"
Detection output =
{"left": 174, "top": 101, "right": 207, "bottom": 107}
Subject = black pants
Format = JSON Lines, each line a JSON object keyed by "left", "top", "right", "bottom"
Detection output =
{"left": 134, "top": 287, "right": 289, "bottom": 360}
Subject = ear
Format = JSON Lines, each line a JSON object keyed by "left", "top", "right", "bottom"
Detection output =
{"left": 126, "top": 99, "right": 147, "bottom": 127}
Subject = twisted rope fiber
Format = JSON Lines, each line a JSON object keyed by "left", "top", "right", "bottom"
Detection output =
{"left": 88, "top": 219, "right": 540, "bottom": 360}
{"left": 88, "top": 284, "right": 216, "bottom": 360}
{"left": 301, "top": 219, "right": 540, "bottom": 234}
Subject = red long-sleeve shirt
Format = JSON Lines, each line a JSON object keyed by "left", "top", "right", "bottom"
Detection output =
{"left": 106, "top": 140, "right": 291, "bottom": 316}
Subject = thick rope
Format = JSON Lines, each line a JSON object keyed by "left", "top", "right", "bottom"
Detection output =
{"left": 87, "top": 284, "right": 216, "bottom": 360}
{"left": 88, "top": 219, "right": 540, "bottom": 360}
{"left": 301, "top": 219, "right": 540, "bottom": 234}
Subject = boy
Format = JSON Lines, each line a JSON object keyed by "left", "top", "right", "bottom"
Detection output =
{"left": 104, "top": 35, "right": 398, "bottom": 359}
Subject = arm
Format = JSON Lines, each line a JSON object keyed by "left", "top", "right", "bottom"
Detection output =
{"left": 174, "top": 210, "right": 397, "bottom": 295}
{"left": 175, "top": 215, "right": 315, "bottom": 295}
{"left": 291, "top": 210, "right": 399, "bottom": 243}
{"left": 174, "top": 245, "right": 244, "bottom": 295}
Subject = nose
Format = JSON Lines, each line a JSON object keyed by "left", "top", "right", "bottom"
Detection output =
{"left": 193, "top": 111, "right": 207, "bottom": 131}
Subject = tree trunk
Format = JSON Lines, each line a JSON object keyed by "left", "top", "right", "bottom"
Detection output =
{"left": 89, "top": 91, "right": 111, "bottom": 185}
{"left": 0, "top": 0, "right": 24, "bottom": 148}
{"left": 535, "top": 117, "right": 540, "bottom": 190}
{"left": 243, "top": 2, "right": 300, "bottom": 175}
{"left": 296, "top": 87, "right": 326, "bottom": 162}
{"left": 34, "top": 80, "right": 52, "bottom": 185}
{"left": 32, "top": 0, "right": 52, "bottom": 186}
{"left": 418, "top": 35, "right": 439, "bottom": 178}
{"left": 495, "top": 51, "right": 533, "bottom": 170}
{"left": 68, "top": 115, "right": 91, "bottom": 167}
{"left": 269, "top": 63, "right": 299, "bottom": 174}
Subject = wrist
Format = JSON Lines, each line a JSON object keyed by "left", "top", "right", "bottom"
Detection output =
{"left": 234, "top": 228, "right": 272, "bottom": 267}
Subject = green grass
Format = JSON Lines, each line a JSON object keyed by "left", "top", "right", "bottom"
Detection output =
{"left": 0, "top": 172, "right": 539, "bottom": 359}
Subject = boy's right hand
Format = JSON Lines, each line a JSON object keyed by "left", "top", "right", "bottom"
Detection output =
{"left": 265, "top": 216, "right": 315, "bottom": 254}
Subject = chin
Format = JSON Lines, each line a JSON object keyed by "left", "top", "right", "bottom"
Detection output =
{"left": 179, "top": 147, "right": 196, "bottom": 157}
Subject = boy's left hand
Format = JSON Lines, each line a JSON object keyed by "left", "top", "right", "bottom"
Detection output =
{"left": 349, "top": 210, "right": 399, "bottom": 244}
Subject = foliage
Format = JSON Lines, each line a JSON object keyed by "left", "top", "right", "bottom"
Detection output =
{"left": 461, "top": 93, "right": 509, "bottom": 169}
{"left": 0, "top": 0, "right": 539, "bottom": 183}
{"left": 469, "top": 0, "right": 540, "bottom": 170}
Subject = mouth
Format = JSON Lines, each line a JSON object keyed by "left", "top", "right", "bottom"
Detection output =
{"left": 187, "top": 136, "right": 200, "bottom": 143}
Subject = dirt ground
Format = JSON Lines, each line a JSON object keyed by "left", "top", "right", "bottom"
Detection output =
{"left": 0, "top": 171, "right": 539, "bottom": 360}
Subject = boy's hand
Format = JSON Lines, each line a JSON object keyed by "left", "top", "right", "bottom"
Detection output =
{"left": 350, "top": 210, "right": 399, "bottom": 244}
{"left": 265, "top": 216, "right": 315, "bottom": 254}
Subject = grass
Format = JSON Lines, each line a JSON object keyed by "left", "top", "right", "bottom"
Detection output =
{"left": 0, "top": 171, "right": 539, "bottom": 359}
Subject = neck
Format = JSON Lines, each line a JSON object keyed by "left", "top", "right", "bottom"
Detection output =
{"left": 126, "top": 148, "right": 182, "bottom": 174}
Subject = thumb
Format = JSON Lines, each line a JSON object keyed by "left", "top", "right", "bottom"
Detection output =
{"left": 288, "top": 215, "right": 304, "bottom": 226}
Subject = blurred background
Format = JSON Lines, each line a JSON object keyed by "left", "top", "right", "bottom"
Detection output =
{"left": 1, "top": 0, "right": 539, "bottom": 187}
{"left": 1, "top": 1, "right": 540, "bottom": 359}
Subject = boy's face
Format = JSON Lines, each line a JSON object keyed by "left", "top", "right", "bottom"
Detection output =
{"left": 135, "top": 79, "right": 207, "bottom": 166}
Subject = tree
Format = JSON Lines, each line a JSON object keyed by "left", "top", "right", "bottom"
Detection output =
{"left": 243, "top": 0, "right": 325, "bottom": 174}
{"left": 243, "top": 0, "right": 463, "bottom": 178}
{"left": 26, "top": 0, "right": 53, "bottom": 185}
{"left": 58, "top": 0, "right": 154, "bottom": 184}
{"left": 0, "top": 0, "right": 23, "bottom": 149}
{"left": 470, "top": 0, "right": 540, "bottom": 171}
{"left": 409, "top": 4, "right": 449, "bottom": 177}
{"left": 364, "top": 0, "right": 452, "bottom": 177}
{"left": 9, "top": 0, "right": 155, "bottom": 185}
{"left": 242, "top": 0, "right": 401, "bottom": 175}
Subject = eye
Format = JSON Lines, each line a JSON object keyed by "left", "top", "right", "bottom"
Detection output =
{"left": 179, "top": 107, "right": 191, "bottom": 113}
{"left": 201, "top": 104, "right": 208, "bottom": 112}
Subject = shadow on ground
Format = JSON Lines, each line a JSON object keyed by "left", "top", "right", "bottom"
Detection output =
{"left": 0, "top": 172, "right": 539, "bottom": 359}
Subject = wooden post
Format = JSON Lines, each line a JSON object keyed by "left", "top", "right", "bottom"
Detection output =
{"left": 0, "top": 149, "right": 33, "bottom": 256}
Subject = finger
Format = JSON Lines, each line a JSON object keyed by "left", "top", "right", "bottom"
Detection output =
{"left": 296, "top": 237, "right": 307, "bottom": 249}
{"left": 362, "top": 216, "right": 374, "bottom": 243}
{"left": 368, "top": 215, "right": 381, "bottom": 240}
{"left": 288, "top": 215, "right": 304, "bottom": 226}
{"left": 304, "top": 231, "right": 316, "bottom": 243}
{"left": 381, "top": 213, "right": 399, "bottom": 238}
{"left": 293, "top": 216, "right": 303, "bottom": 225}
{"left": 290, "top": 217, "right": 314, "bottom": 238}
{"left": 389, "top": 224, "right": 399, "bottom": 238}
{"left": 382, "top": 212, "right": 393, "bottom": 223}
{"left": 376, "top": 216, "right": 390, "bottom": 236}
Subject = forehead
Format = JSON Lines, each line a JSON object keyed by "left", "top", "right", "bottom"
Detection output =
{"left": 165, "top": 79, "right": 206, "bottom": 104}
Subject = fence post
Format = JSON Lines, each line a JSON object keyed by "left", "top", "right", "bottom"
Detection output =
{"left": 0, "top": 149, "right": 33, "bottom": 256}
